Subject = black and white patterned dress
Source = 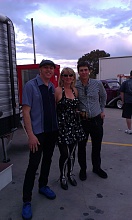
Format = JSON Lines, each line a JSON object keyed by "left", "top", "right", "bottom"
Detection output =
{"left": 57, "top": 87, "right": 86, "bottom": 145}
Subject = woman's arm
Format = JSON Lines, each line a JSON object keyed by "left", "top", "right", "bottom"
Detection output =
{"left": 73, "top": 87, "right": 78, "bottom": 97}
{"left": 55, "top": 87, "right": 62, "bottom": 103}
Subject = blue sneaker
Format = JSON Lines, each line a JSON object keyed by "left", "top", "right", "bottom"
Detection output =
{"left": 39, "top": 186, "right": 56, "bottom": 200}
{"left": 22, "top": 202, "right": 32, "bottom": 220}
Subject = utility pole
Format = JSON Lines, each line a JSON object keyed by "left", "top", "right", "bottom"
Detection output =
{"left": 31, "top": 18, "right": 36, "bottom": 64}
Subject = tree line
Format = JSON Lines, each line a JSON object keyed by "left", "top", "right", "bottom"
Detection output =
{"left": 78, "top": 49, "right": 110, "bottom": 78}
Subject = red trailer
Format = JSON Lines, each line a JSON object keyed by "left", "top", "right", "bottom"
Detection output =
{"left": 17, "top": 63, "right": 60, "bottom": 105}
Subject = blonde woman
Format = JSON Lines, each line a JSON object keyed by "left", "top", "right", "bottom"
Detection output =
{"left": 55, "top": 67, "right": 85, "bottom": 190}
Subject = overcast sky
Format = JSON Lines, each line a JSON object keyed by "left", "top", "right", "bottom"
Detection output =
{"left": 0, "top": 0, "right": 132, "bottom": 70}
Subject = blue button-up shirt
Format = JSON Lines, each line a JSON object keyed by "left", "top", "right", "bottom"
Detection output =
{"left": 22, "top": 74, "right": 58, "bottom": 134}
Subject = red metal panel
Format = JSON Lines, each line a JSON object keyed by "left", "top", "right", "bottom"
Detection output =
{"left": 17, "top": 64, "right": 60, "bottom": 105}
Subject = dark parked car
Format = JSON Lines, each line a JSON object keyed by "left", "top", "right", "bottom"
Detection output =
{"left": 101, "top": 79, "right": 123, "bottom": 109}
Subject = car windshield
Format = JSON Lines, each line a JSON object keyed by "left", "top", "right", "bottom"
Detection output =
{"left": 107, "top": 82, "right": 120, "bottom": 89}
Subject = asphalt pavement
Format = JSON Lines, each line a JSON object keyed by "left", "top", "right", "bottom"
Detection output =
{"left": 0, "top": 108, "right": 132, "bottom": 220}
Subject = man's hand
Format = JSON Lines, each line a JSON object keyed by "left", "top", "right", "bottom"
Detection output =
{"left": 28, "top": 134, "right": 40, "bottom": 153}
{"left": 101, "top": 112, "right": 105, "bottom": 119}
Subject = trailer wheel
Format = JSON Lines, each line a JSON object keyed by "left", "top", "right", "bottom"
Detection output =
{"left": 116, "top": 99, "right": 123, "bottom": 109}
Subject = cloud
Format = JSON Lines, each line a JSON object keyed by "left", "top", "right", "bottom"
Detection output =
{"left": 0, "top": 0, "right": 132, "bottom": 68}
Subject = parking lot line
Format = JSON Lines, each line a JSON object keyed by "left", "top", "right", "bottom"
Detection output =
{"left": 88, "top": 140, "right": 132, "bottom": 147}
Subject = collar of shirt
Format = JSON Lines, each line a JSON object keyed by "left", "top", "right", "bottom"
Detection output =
{"left": 35, "top": 74, "right": 53, "bottom": 89}
{"left": 77, "top": 78, "right": 91, "bottom": 86}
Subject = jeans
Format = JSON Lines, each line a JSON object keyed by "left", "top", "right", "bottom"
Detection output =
{"left": 23, "top": 131, "right": 58, "bottom": 202}
{"left": 78, "top": 115, "right": 103, "bottom": 171}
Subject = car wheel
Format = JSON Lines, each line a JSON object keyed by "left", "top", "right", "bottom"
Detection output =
{"left": 116, "top": 99, "right": 123, "bottom": 109}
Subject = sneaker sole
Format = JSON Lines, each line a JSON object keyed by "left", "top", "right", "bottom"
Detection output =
{"left": 22, "top": 215, "right": 32, "bottom": 220}
{"left": 39, "top": 191, "right": 56, "bottom": 200}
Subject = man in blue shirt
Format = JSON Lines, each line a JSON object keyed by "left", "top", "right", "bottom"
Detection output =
{"left": 120, "top": 70, "right": 132, "bottom": 134}
{"left": 22, "top": 60, "right": 58, "bottom": 220}
{"left": 76, "top": 61, "right": 108, "bottom": 181}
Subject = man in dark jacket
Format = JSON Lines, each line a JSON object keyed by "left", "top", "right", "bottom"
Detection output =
{"left": 120, "top": 70, "right": 132, "bottom": 134}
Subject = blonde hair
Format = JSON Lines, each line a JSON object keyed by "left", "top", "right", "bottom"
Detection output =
{"left": 59, "top": 67, "right": 76, "bottom": 87}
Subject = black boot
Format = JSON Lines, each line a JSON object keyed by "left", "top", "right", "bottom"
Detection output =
{"left": 60, "top": 177, "right": 68, "bottom": 190}
{"left": 93, "top": 168, "right": 108, "bottom": 179}
{"left": 67, "top": 174, "right": 77, "bottom": 186}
